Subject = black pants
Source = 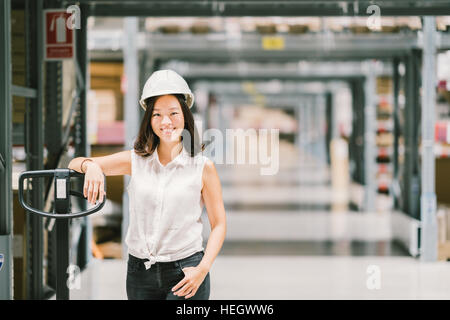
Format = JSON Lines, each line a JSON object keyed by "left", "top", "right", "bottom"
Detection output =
{"left": 126, "top": 251, "right": 210, "bottom": 300}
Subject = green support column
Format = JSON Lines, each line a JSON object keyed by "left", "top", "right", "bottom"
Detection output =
{"left": 0, "top": 0, "right": 13, "bottom": 301}
{"left": 325, "top": 92, "right": 333, "bottom": 165}
{"left": 305, "top": 97, "right": 313, "bottom": 158}
{"left": 317, "top": 94, "right": 328, "bottom": 165}
{"left": 43, "top": 58, "right": 62, "bottom": 290}
{"left": 299, "top": 99, "right": 306, "bottom": 158}
{"left": 349, "top": 79, "right": 365, "bottom": 186}
{"left": 403, "top": 51, "right": 421, "bottom": 220}
{"left": 75, "top": 4, "right": 90, "bottom": 270}
{"left": 392, "top": 58, "right": 401, "bottom": 210}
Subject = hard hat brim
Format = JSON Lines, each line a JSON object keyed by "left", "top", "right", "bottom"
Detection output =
{"left": 139, "top": 92, "right": 194, "bottom": 110}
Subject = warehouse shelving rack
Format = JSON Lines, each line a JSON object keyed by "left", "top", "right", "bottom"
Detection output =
{"left": 1, "top": 0, "right": 90, "bottom": 300}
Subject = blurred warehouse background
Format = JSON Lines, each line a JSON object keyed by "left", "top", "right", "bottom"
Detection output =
{"left": 3, "top": 0, "right": 450, "bottom": 299}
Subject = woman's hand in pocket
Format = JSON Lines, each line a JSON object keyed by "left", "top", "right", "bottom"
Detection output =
{"left": 171, "top": 265, "right": 208, "bottom": 299}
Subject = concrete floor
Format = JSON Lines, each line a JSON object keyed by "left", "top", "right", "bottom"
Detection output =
{"left": 70, "top": 255, "right": 450, "bottom": 300}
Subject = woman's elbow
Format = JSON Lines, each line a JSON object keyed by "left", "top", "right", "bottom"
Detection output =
{"left": 211, "top": 220, "right": 227, "bottom": 234}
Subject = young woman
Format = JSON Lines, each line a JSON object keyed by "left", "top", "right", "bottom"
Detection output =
{"left": 68, "top": 70, "right": 226, "bottom": 300}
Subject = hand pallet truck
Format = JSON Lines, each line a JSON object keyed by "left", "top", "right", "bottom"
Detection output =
{"left": 18, "top": 169, "right": 106, "bottom": 300}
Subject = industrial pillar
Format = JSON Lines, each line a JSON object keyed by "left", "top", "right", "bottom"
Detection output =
{"left": 363, "top": 63, "right": 377, "bottom": 212}
{"left": 325, "top": 92, "right": 333, "bottom": 164}
{"left": 403, "top": 51, "right": 421, "bottom": 220}
{"left": 349, "top": 79, "right": 365, "bottom": 186}
{"left": 122, "top": 17, "right": 140, "bottom": 259}
{"left": 317, "top": 94, "right": 328, "bottom": 165}
{"left": 300, "top": 100, "right": 307, "bottom": 161}
{"left": 420, "top": 16, "right": 438, "bottom": 262}
{"left": 306, "top": 97, "right": 313, "bottom": 159}
{"left": 392, "top": 58, "right": 401, "bottom": 210}
{"left": 0, "top": 0, "right": 13, "bottom": 300}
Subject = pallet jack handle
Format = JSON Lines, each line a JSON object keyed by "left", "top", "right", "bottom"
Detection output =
{"left": 17, "top": 168, "right": 107, "bottom": 300}
{"left": 18, "top": 168, "right": 106, "bottom": 218}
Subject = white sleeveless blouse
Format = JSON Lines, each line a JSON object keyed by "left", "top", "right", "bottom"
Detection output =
{"left": 125, "top": 146, "right": 209, "bottom": 269}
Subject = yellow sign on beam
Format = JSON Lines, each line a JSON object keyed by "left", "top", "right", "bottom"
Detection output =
{"left": 262, "top": 36, "right": 285, "bottom": 50}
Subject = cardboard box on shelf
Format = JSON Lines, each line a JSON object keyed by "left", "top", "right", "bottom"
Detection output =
{"left": 256, "top": 24, "right": 278, "bottom": 35}
{"left": 437, "top": 207, "right": 448, "bottom": 243}
{"left": 190, "top": 23, "right": 211, "bottom": 34}
{"left": 145, "top": 17, "right": 195, "bottom": 33}
{"left": 330, "top": 138, "right": 350, "bottom": 212}
{"left": 11, "top": 8, "right": 26, "bottom": 122}
{"left": 377, "top": 102, "right": 393, "bottom": 115}
{"left": 90, "top": 62, "right": 124, "bottom": 123}
{"left": 381, "top": 26, "right": 400, "bottom": 33}
{"left": 12, "top": 72, "right": 26, "bottom": 86}
{"left": 11, "top": 37, "right": 26, "bottom": 55}
{"left": 12, "top": 96, "right": 26, "bottom": 124}
{"left": 376, "top": 133, "right": 394, "bottom": 147}
{"left": 12, "top": 190, "right": 26, "bottom": 299}
{"left": 395, "top": 17, "right": 421, "bottom": 30}
{"left": 436, "top": 16, "right": 450, "bottom": 31}
{"left": 11, "top": 10, "right": 25, "bottom": 35}
{"left": 439, "top": 90, "right": 450, "bottom": 105}
{"left": 159, "top": 25, "right": 182, "bottom": 34}
{"left": 90, "top": 62, "right": 124, "bottom": 78}
{"left": 437, "top": 206, "right": 450, "bottom": 260}
{"left": 438, "top": 243, "right": 450, "bottom": 261}
{"left": 349, "top": 25, "right": 371, "bottom": 34}
{"left": 97, "top": 121, "right": 125, "bottom": 145}
{"left": 288, "top": 24, "right": 309, "bottom": 34}
{"left": 91, "top": 90, "right": 118, "bottom": 123}
{"left": 90, "top": 77, "right": 122, "bottom": 91}
{"left": 376, "top": 77, "right": 393, "bottom": 95}
{"left": 436, "top": 158, "right": 450, "bottom": 206}
{"left": 97, "top": 241, "right": 122, "bottom": 259}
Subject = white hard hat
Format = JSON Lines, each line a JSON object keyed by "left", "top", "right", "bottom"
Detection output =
{"left": 139, "top": 69, "right": 194, "bottom": 110}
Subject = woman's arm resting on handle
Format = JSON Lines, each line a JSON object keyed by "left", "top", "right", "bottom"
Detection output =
{"left": 68, "top": 150, "right": 132, "bottom": 176}
{"left": 68, "top": 150, "right": 132, "bottom": 204}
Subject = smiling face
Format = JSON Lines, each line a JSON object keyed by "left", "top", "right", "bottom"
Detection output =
{"left": 150, "top": 94, "right": 185, "bottom": 143}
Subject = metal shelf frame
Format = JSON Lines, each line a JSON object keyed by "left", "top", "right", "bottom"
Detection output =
{"left": 214, "top": 92, "right": 323, "bottom": 108}
{"left": 162, "top": 60, "right": 392, "bottom": 81}
{"left": 24, "top": 0, "right": 45, "bottom": 300}
{"left": 89, "top": 30, "right": 450, "bottom": 62}
{"left": 0, "top": 0, "right": 13, "bottom": 301}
